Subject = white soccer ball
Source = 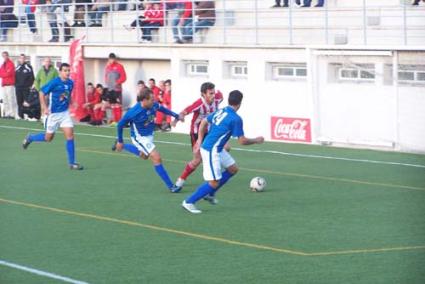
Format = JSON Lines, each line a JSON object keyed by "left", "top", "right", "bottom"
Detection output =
{"left": 250, "top": 177, "right": 267, "bottom": 192}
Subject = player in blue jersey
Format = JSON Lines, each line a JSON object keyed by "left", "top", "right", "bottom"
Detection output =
{"left": 182, "top": 90, "right": 264, "bottom": 214}
{"left": 112, "top": 88, "right": 184, "bottom": 192}
{"left": 22, "top": 63, "right": 83, "bottom": 170}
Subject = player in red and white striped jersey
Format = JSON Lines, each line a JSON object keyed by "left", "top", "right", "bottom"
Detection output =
{"left": 174, "top": 82, "right": 223, "bottom": 188}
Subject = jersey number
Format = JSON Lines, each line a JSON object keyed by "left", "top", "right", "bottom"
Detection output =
{"left": 213, "top": 110, "right": 228, "bottom": 126}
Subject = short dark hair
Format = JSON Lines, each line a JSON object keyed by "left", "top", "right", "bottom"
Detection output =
{"left": 59, "top": 63, "right": 70, "bottom": 71}
{"left": 87, "top": 82, "right": 93, "bottom": 86}
{"left": 200, "top": 82, "right": 215, "bottom": 94}
{"left": 2, "top": 51, "right": 9, "bottom": 56}
{"left": 96, "top": 83, "right": 103, "bottom": 89}
{"left": 228, "top": 90, "right": 243, "bottom": 106}
{"left": 137, "top": 88, "right": 153, "bottom": 102}
{"left": 108, "top": 53, "right": 117, "bottom": 59}
{"left": 137, "top": 80, "right": 145, "bottom": 85}
{"left": 149, "top": 78, "right": 155, "bottom": 83}
{"left": 20, "top": 53, "right": 25, "bottom": 57}
{"left": 164, "top": 79, "right": 171, "bottom": 85}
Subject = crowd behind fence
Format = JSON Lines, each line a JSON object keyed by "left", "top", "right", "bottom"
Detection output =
{"left": 0, "top": 0, "right": 424, "bottom": 45}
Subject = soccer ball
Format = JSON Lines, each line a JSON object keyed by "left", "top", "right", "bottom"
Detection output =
{"left": 250, "top": 177, "right": 267, "bottom": 192}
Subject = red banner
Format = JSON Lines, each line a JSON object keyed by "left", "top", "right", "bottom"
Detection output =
{"left": 271, "top": 117, "right": 312, "bottom": 143}
{"left": 69, "top": 38, "right": 88, "bottom": 121}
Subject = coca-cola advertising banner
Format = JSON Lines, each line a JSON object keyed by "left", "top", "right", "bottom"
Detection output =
{"left": 271, "top": 117, "right": 312, "bottom": 143}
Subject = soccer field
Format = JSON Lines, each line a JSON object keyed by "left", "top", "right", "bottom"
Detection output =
{"left": 1, "top": 119, "right": 425, "bottom": 284}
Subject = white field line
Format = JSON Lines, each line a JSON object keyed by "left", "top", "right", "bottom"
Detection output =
{"left": 1, "top": 124, "right": 425, "bottom": 169}
{"left": 0, "top": 260, "right": 89, "bottom": 284}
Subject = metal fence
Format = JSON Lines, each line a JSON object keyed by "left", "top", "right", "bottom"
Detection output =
{"left": 0, "top": 0, "right": 424, "bottom": 45}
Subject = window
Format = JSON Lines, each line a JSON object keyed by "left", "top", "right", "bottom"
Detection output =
{"left": 184, "top": 61, "right": 209, "bottom": 76}
{"left": 338, "top": 64, "right": 375, "bottom": 82}
{"left": 397, "top": 65, "right": 425, "bottom": 83}
{"left": 224, "top": 61, "right": 248, "bottom": 79}
{"left": 271, "top": 63, "right": 307, "bottom": 80}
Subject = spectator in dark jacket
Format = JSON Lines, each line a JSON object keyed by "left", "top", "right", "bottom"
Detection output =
{"left": 72, "top": 0, "right": 92, "bottom": 27}
{"left": 183, "top": 1, "right": 215, "bottom": 43}
{"left": 15, "top": 53, "right": 35, "bottom": 119}
{"left": 0, "top": 0, "right": 15, "bottom": 42}
{"left": 22, "top": 87, "right": 41, "bottom": 120}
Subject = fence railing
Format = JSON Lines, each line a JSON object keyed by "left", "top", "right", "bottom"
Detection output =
{"left": 0, "top": 0, "right": 424, "bottom": 45}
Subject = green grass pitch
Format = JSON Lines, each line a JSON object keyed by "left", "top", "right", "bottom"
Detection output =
{"left": 1, "top": 120, "right": 425, "bottom": 283}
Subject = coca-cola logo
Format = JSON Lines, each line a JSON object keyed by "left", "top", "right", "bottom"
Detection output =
{"left": 271, "top": 117, "right": 311, "bottom": 142}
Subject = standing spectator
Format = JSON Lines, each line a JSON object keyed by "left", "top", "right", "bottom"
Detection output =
{"left": 172, "top": 0, "right": 192, "bottom": 44}
{"left": 15, "top": 53, "right": 35, "bottom": 119}
{"left": 46, "top": 0, "right": 72, "bottom": 42}
{"left": 162, "top": 79, "right": 172, "bottom": 130}
{"left": 22, "top": 0, "right": 38, "bottom": 34}
{"left": 72, "top": 0, "right": 92, "bottom": 27}
{"left": 34, "top": 57, "right": 58, "bottom": 91}
{"left": 104, "top": 52, "right": 126, "bottom": 124}
{"left": 0, "top": 0, "right": 15, "bottom": 42}
{"left": 271, "top": 0, "right": 288, "bottom": 8}
{"left": 125, "top": 1, "right": 164, "bottom": 43}
{"left": 0, "top": 51, "right": 17, "bottom": 118}
{"left": 89, "top": 0, "right": 109, "bottom": 27}
{"left": 183, "top": 0, "right": 215, "bottom": 43}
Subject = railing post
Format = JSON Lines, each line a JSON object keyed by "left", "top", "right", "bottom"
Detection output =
{"left": 18, "top": 3, "right": 22, "bottom": 43}
{"left": 362, "top": 0, "right": 367, "bottom": 45}
{"left": 288, "top": 1, "right": 293, "bottom": 45}
{"left": 324, "top": 0, "right": 329, "bottom": 44}
{"left": 85, "top": 3, "right": 89, "bottom": 42}
{"left": 403, "top": 1, "right": 407, "bottom": 45}
{"left": 223, "top": 0, "right": 227, "bottom": 45}
{"left": 136, "top": 1, "right": 140, "bottom": 42}
{"left": 254, "top": 0, "right": 258, "bottom": 45}
{"left": 110, "top": 2, "right": 114, "bottom": 43}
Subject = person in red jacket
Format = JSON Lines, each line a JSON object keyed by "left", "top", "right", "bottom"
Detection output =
{"left": 173, "top": 82, "right": 224, "bottom": 188}
{"left": 0, "top": 51, "right": 17, "bottom": 118}
{"left": 104, "top": 53, "right": 126, "bottom": 124}
{"left": 126, "top": 2, "right": 164, "bottom": 42}
{"left": 82, "top": 82, "right": 102, "bottom": 124}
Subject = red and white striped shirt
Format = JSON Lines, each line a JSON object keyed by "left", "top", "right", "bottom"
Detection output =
{"left": 183, "top": 91, "right": 223, "bottom": 134}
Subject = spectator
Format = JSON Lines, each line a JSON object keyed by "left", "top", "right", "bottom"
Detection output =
{"left": 271, "top": 0, "right": 288, "bottom": 8}
{"left": 125, "top": 1, "right": 164, "bottom": 43}
{"left": 82, "top": 82, "right": 102, "bottom": 124}
{"left": 0, "top": 51, "right": 17, "bottom": 118}
{"left": 89, "top": 0, "right": 109, "bottom": 27}
{"left": 22, "top": 0, "right": 38, "bottom": 34}
{"left": 104, "top": 52, "right": 126, "bottom": 124}
{"left": 34, "top": 57, "right": 58, "bottom": 91}
{"left": 15, "top": 53, "right": 35, "bottom": 119}
{"left": 412, "top": 0, "right": 425, "bottom": 5}
{"left": 161, "top": 79, "right": 172, "bottom": 130}
{"left": 183, "top": 0, "right": 215, "bottom": 43}
{"left": 0, "top": 0, "right": 16, "bottom": 42}
{"left": 46, "top": 0, "right": 72, "bottom": 42}
{"left": 72, "top": 0, "right": 92, "bottom": 27}
{"left": 22, "top": 87, "right": 40, "bottom": 121}
{"left": 172, "top": 0, "right": 192, "bottom": 44}
{"left": 91, "top": 83, "right": 106, "bottom": 125}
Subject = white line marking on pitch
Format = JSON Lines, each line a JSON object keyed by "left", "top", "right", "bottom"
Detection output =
{"left": 0, "top": 259, "right": 89, "bottom": 284}
{"left": 1, "top": 124, "right": 425, "bottom": 169}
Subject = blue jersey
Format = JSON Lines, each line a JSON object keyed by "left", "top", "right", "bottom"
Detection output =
{"left": 41, "top": 77, "right": 74, "bottom": 113}
{"left": 202, "top": 106, "right": 244, "bottom": 152}
{"left": 117, "top": 102, "right": 179, "bottom": 143}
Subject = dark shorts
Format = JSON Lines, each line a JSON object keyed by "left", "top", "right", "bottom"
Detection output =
{"left": 190, "top": 132, "right": 208, "bottom": 149}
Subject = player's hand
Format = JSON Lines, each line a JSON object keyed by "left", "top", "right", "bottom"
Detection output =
{"left": 171, "top": 119, "right": 178, "bottom": 127}
{"left": 178, "top": 113, "right": 185, "bottom": 122}
{"left": 42, "top": 108, "right": 50, "bottom": 116}
{"left": 115, "top": 142, "right": 124, "bottom": 152}
{"left": 256, "top": 136, "right": 265, "bottom": 144}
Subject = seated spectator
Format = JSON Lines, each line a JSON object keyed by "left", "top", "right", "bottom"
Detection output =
{"left": 271, "top": 0, "right": 288, "bottom": 8}
{"left": 314, "top": 0, "right": 324, "bottom": 7}
{"left": 172, "top": 0, "right": 192, "bottom": 44}
{"left": 183, "top": 0, "right": 215, "bottom": 43}
{"left": 82, "top": 82, "right": 102, "bottom": 123}
{"left": 72, "top": 0, "right": 92, "bottom": 27}
{"left": 0, "top": 0, "right": 16, "bottom": 42}
{"left": 22, "top": 87, "right": 41, "bottom": 121}
{"left": 91, "top": 83, "right": 107, "bottom": 125}
{"left": 125, "top": 1, "right": 164, "bottom": 42}
{"left": 46, "top": 0, "right": 73, "bottom": 42}
{"left": 22, "top": 0, "right": 38, "bottom": 34}
{"left": 89, "top": 0, "right": 109, "bottom": 27}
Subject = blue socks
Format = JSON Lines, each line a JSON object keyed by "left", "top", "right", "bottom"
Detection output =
{"left": 186, "top": 182, "right": 216, "bottom": 204}
{"left": 154, "top": 164, "right": 174, "bottom": 189}
{"left": 209, "top": 170, "right": 234, "bottom": 197}
{"left": 28, "top": 133, "right": 46, "bottom": 142}
{"left": 123, "top": 143, "right": 141, "bottom": 157}
{"left": 66, "top": 139, "right": 75, "bottom": 165}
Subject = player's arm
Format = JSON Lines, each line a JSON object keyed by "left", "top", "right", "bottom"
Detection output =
{"left": 39, "top": 81, "right": 52, "bottom": 115}
{"left": 234, "top": 117, "right": 264, "bottom": 145}
{"left": 158, "top": 105, "right": 183, "bottom": 127}
{"left": 115, "top": 110, "right": 133, "bottom": 151}
{"left": 193, "top": 118, "right": 209, "bottom": 153}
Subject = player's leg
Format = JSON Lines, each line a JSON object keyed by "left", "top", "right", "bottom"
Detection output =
{"left": 22, "top": 114, "right": 56, "bottom": 149}
{"left": 182, "top": 149, "right": 221, "bottom": 213}
{"left": 60, "top": 112, "right": 83, "bottom": 170}
{"left": 176, "top": 133, "right": 201, "bottom": 187}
